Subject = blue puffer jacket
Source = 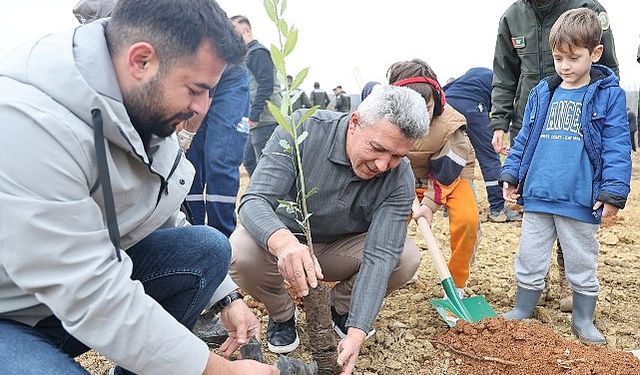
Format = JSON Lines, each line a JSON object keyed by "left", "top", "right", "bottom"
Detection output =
{"left": 500, "top": 65, "right": 631, "bottom": 215}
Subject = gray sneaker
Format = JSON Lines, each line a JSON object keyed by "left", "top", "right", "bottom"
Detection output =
{"left": 488, "top": 209, "right": 507, "bottom": 222}
{"left": 503, "top": 207, "right": 522, "bottom": 221}
{"left": 489, "top": 207, "right": 522, "bottom": 222}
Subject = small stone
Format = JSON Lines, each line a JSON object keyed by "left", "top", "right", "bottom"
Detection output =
{"left": 410, "top": 293, "right": 426, "bottom": 303}
{"left": 388, "top": 320, "right": 408, "bottom": 330}
{"left": 386, "top": 359, "right": 402, "bottom": 370}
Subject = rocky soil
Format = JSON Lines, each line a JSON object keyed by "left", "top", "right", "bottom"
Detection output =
{"left": 79, "top": 152, "right": 640, "bottom": 374}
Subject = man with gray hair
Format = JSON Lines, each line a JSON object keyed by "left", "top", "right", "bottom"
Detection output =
{"left": 229, "top": 85, "right": 429, "bottom": 374}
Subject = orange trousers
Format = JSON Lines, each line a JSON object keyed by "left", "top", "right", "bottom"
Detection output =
{"left": 419, "top": 178, "right": 479, "bottom": 288}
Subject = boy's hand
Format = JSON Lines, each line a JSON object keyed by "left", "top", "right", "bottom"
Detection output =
{"left": 502, "top": 182, "right": 520, "bottom": 202}
{"left": 412, "top": 204, "right": 434, "bottom": 226}
{"left": 593, "top": 201, "right": 619, "bottom": 218}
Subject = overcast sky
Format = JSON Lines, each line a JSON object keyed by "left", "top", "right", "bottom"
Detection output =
{"left": 1, "top": 0, "right": 638, "bottom": 94}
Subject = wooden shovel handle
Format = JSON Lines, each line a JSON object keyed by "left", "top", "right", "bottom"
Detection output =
{"left": 412, "top": 199, "right": 452, "bottom": 282}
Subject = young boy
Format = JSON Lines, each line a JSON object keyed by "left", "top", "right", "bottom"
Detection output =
{"left": 500, "top": 8, "right": 631, "bottom": 345}
{"left": 386, "top": 59, "right": 480, "bottom": 297}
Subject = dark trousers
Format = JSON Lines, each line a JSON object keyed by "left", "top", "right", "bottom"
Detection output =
{"left": 242, "top": 122, "right": 278, "bottom": 177}
{"left": 447, "top": 97, "right": 504, "bottom": 212}
{"left": 186, "top": 64, "right": 250, "bottom": 237}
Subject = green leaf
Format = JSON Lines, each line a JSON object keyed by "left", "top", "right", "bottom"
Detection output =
{"left": 270, "top": 45, "right": 286, "bottom": 77}
{"left": 276, "top": 72, "right": 288, "bottom": 90}
{"left": 280, "top": 90, "right": 291, "bottom": 114}
{"left": 277, "top": 199, "right": 299, "bottom": 215}
{"left": 278, "top": 139, "right": 292, "bottom": 153}
{"left": 277, "top": 19, "right": 289, "bottom": 38}
{"left": 280, "top": 0, "right": 287, "bottom": 16}
{"left": 264, "top": 0, "right": 277, "bottom": 22}
{"left": 296, "top": 130, "right": 308, "bottom": 146}
{"left": 283, "top": 28, "right": 298, "bottom": 57}
{"left": 290, "top": 68, "right": 309, "bottom": 91}
{"left": 298, "top": 106, "right": 319, "bottom": 126}
{"left": 267, "top": 101, "right": 293, "bottom": 136}
{"left": 304, "top": 186, "right": 318, "bottom": 200}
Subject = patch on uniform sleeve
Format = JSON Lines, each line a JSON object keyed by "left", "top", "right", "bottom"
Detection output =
{"left": 598, "top": 12, "right": 610, "bottom": 31}
{"left": 511, "top": 37, "right": 525, "bottom": 49}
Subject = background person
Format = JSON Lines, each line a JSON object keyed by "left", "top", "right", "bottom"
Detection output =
{"left": 310, "top": 81, "right": 331, "bottom": 109}
{"left": 443, "top": 67, "right": 522, "bottom": 222}
{"left": 231, "top": 15, "right": 282, "bottom": 178}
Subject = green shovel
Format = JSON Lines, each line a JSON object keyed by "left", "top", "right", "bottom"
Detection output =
{"left": 413, "top": 200, "right": 496, "bottom": 327}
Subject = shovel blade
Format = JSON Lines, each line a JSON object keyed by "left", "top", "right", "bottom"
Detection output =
{"left": 431, "top": 296, "right": 497, "bottom": 327}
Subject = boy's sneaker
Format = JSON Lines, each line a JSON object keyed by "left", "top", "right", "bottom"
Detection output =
{"left": 267, "top": 315, "right": 299, "bottom": 354}
{"left": 330, "top": 306, "right": 375, "bottom": 340}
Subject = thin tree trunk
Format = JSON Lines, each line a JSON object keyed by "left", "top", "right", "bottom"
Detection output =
{"left": 303, "top": 283, "right": 340, "bottom": 375}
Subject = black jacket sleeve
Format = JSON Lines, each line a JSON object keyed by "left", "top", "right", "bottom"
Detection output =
{"left": 247, "top": 48, "right": 275, "bottom": 123}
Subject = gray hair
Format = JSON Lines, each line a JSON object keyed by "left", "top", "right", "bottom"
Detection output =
{"left": 357, "top": 84, "right": 429, "bottom": 139}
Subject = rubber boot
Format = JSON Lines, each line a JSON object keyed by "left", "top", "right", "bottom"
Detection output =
{"left": 571, "top": 292, "right": 606, "bottom": 345}
{"left": 557, "top": 244, "right": 573, "bottom": 312}
{"left": 503, "top": 286, "right": 543, "bottom": 320}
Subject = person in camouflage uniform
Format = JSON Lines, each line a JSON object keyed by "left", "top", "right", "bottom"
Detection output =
{"left": 333, "top": 85, "right": 351, "bottom": 113}
{"left": 310, "top": 81, "right": 330, "bottom": 109}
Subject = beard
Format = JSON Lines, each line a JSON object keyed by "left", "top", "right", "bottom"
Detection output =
{"left": 124, "top": 74, "right": 195, "bottom": 142}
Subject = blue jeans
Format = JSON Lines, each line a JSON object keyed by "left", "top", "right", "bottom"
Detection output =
{"left": 187, "top": 64, "right": 250, "bottom": 237}
{"left": 0, "top": 226, "right": 230, "bottom": 375}
{"left": 242, "top": 122, "right": 278, "bottom": 177}
{"left": 448, "top": 97, "right": 505, "bottom": 212}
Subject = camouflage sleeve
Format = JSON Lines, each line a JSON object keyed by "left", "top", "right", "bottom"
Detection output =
{"left": 592, "top": 1, "right": 620, "bottom": 78}
{"left": 490, "top": 15, "right": 521, "bottom": 133}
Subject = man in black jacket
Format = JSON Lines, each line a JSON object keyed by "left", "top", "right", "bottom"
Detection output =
{"left": 231, "top": 15, "right": 282, "bottom": 177}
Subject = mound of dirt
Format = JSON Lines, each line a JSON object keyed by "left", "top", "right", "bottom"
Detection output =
{"left": 432, "top": 318, "right": 640, "bottom": 375}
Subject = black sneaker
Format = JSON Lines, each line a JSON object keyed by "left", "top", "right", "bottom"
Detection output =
{"left": 267, "top": 315, "right": 299, "bottom": 354}
{"left": 330, "top": 306, "right": 375, "bottom": 340}
{"left": 192, "top": 311, "right": 228, "bottom": 347}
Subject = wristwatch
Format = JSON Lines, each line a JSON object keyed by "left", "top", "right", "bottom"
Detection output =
{"left": 211, "top": 291, "right": 244, "bottom": 315}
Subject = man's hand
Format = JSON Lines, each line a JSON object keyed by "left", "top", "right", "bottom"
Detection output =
{"left": 219, "top": 300, "right": 261, "bottom": 358}
{"left": 412, "top": 204, "right": 434, "bottom": 226}
{"left": 502, "top": 181, "right": 520, "bottom": 203}
{"left": 275, "top": 242, "right": 323, "bottom": 297}
{"left": 593, "top": 201, "right": 619, "bottom": 218}
{"left": 492, "top": 130, "right": 509, "bottom": 155}
{"left": 203, "top": 353, "right": 279, "bottom": 375}
{"left": 229, "top": 359, "right": 280, "bottom": 374}
{"left": 337, "top": 328, "right": 366, "bottom": 375}
{"left": 249, "top": 120, "right": 258, "bottom": 129}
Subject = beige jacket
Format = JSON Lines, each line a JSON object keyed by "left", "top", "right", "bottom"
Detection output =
{"left": 407, "top": 104, "right": 475, "bottom": 211}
